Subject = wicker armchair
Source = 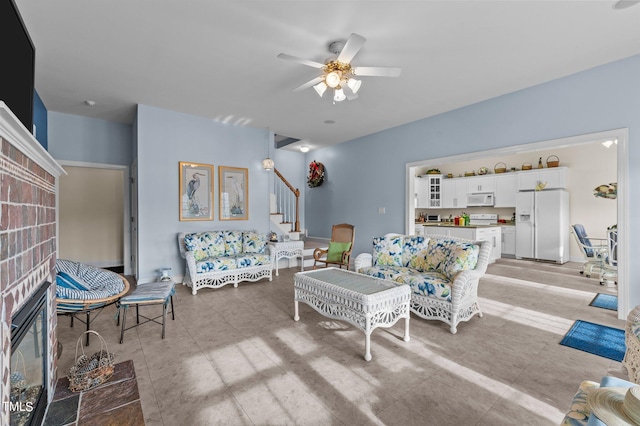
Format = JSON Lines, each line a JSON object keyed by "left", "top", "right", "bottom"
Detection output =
{"left": 623, "top": 305, "right": 640, "bottom": 383}
{"left": 313, "top": 223, "right": 355, "bottom": 270}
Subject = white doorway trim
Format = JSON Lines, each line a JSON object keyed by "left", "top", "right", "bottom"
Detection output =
{"left": 56, "top": 160, "right": 132, "bottom": 275}
{"left": 405, "top": 128, "right": 628, "bottom": 319}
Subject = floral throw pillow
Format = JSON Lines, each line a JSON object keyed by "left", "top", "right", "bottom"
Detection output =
{"left": 243, "top": 231, "right": 267, "bottom": 254}
{"left": 372, "top": 235, "right": 403, "bottom": 267}
{"left": 184, "top": 231, "right": 225, "bottom": 261}
{"left": 402, "top": 235, "right": 430, "bottom": 271}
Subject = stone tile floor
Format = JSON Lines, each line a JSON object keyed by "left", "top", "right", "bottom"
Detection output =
{"left": 44, "top": 360, "right": 143, "bottom": 425}
{"left": 50, "top": 258, "right": 625, "bottom": 425}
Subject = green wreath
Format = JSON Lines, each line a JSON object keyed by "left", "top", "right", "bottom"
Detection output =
{"left": 308, "top": 161, "right": 325, "bottom": 188}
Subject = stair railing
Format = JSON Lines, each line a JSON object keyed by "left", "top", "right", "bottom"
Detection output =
{"left": 274, "top": 168, "right": 300, "bottom": 232}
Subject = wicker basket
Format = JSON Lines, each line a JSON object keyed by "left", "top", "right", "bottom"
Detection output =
{"left": 547, "top": 155, "right": 560, "bottom": 168}
{"left": 522, "top": 162, "right": 533, "bottom": 170}
{"left": 67, "top": 331, "right": 115, "bottom": 392}
{"left": 494, "top": 162, "right": 507, "bottom": 174}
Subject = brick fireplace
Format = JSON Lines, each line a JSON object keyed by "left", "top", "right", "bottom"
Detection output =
{"left": 1, "top": 102, "right": 65, "bottom": 426}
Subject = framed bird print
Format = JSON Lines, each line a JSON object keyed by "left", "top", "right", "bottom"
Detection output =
{"left": 179, "top": 162, "right": 214, "bottom": 221}
{"left": 219, "top": 166, "right": 248, "bottom": 220}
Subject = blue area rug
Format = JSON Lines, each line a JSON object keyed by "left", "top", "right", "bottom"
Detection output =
{"left": 590, "top": 293, "right": 618, "bottom": 311}
{"left": 560, "top": 320, "right": 625, "bottom": 362}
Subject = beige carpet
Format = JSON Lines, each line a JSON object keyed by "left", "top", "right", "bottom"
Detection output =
{"left": 53, "top": 258, "right": 625, "bottom": 425}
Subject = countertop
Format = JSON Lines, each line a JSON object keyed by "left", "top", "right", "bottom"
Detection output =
{"left": 416, "top": 222, "right": 515, "bottom": 228}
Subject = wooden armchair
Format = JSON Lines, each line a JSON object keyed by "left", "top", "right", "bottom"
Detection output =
{"left": 313, "top": 223, "right": 355, "bottom": 270}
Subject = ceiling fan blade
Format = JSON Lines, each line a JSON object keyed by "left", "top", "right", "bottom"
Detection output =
{"left": 277, "top": 53, "right": 325, "bottom": 69}
{"left": 293, "top": 76, "right": 324, "bottom": 92}
{"left": 337, "top": 33, "right": 366, "bottom": 64}
{"left": 352, "top": 67, "right": 402, "bottom": 77}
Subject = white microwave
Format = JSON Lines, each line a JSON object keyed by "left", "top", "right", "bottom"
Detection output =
{"left": 467, "top": 193, "right": 495, "bottom": 207}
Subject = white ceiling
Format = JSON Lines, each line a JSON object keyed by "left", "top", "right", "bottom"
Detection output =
{"left": 15, "top": 1, "right": 640, "bottom": 152}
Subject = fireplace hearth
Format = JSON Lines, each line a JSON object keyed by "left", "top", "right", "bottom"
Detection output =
{"left": 9, "top": 282, "right": 50, "bottom": 426}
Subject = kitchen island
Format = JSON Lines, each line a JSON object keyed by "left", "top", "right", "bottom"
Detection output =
{"left": 420, "top": 223, "right": 502, "bottom": 263}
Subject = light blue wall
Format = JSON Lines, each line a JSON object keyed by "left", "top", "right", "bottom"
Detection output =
{"left": 306, "top": 54, "right": 640, "bottom": 302}
{"left": 48, "top": 111, "right": 132, "bottom": 165}
{"left": 136, "top": 104, "right": 272, "bottom": 283}
{"left": 33, "top": 91, "right": 47, "bottom": 149}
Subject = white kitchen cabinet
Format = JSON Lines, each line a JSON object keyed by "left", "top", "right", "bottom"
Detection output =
{"left": 466, "top": 175, "right": 495, "bottom": 194}
{"left": 448, "top": 227, "right": 475, "bottom": 240}
{"left": 475, "top": 227, "right": 502, "bottom": 263}
{"left": 423, "top": 225, "right": 501, "bottom": 263}
{"left": 415, "top": 177, "right": 430, "bottom": 208}
{"left": 417, "top": 174, "right": 442, "bottom": 208}
{"left": 423, "top": 225, "right": 448, "bottom": 238}
{"left": 494, "top": 173, "right": 518, "bottom": 207}
{"left": 517, "top": 167, "right": 567, "bottom": 191}
{"left": 501, "top": 225, "right": 516, "bottom": 257}
{"left": 442, "top": 178, "right": 467, "bottom": 208}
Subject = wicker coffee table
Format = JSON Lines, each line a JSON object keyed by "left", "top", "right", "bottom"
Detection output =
{"left": 294, "top": 268, "right": 411, "bottom": 361}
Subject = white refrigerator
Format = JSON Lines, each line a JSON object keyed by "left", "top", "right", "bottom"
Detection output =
{"left": 515, "top": 189, "right": 570, "bottom": 263}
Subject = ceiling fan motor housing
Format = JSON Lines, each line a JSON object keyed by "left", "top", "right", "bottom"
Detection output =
{"left": 328, "top": 40, "right": 346, "bottom": 55}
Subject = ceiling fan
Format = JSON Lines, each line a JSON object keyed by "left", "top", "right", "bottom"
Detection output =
{"left": 277, "top": 33, "right": 401, "bottom": 102}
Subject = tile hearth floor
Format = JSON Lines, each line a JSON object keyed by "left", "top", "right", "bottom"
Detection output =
{"left": 52, "top": 259, "right": 625, "bottom": 425}
{"left": 44, "top": 360, "right": 143, "bottom": 425}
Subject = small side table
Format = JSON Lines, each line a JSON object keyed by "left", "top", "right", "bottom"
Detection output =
{"left": 117, "top": 280, "right": 175, "bottom": 343}
{"left": 269, "top": 240, "right": 304, "bottom": 276}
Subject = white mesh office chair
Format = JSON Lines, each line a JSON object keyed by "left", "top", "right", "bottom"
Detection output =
{"left": 570, "top": 224, "right": 608, "bottom": 278}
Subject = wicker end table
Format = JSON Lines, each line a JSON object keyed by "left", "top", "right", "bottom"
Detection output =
{"left": 294, "top": 268, "right": 411, "bottom": 361}
{"left": 269, "top": 240, "right": 304, "bottom": 276}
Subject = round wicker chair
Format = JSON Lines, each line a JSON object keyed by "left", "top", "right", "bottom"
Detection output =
{"left": 55, "top": 259, "right": 129, "bottom": 345}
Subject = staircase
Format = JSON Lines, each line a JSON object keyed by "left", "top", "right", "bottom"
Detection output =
{"left": 270, "top": 194, "right": 301, "bottom": 240}
{"left": 270, "top": 168, "right": 301, "bottom": 240}
{"left": 269, "top": 168, "right": 330, "bottom": 269}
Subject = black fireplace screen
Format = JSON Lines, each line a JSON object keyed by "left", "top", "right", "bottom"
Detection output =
{"left": 9, "top": 282, "right": 50, "bottom": 426}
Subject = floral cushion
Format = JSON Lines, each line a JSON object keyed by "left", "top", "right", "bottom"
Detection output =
{"left": 236, "top": 254, "right": 271, "bottom": 268}
{"left": 397, "top": 271, "right": 452, "bottom": 302}
{"left": 426, "top": 238, "right": 479, "bottom": 280}
{"left": 560, "top": 380, "right": 599, "bottom": 426}
{"left": 196, "top": 256, "right": 238, "bottom": 273}
{"left": 631, "top": 321, "right": 640, "bottom": 339}
{"left": 372, "top": 235, "right": 404, "bottom": 267}
{"left": 358, "top": 266, "right": 452, "bottom": 302}
{"left": 184, "top": 231, "right": 225, "bottom": 261}
{"left": 224, "top": 231, "right": 243, "bottom": 256}
{"left": 358, "top": 265, "right": 415, "bottom": 283}
{"left": 197, "top": 253, "right": 272, "bottom": 272}
{"left": 402, "top": 235, "right": 430, "bottom": 271}
{"left": 242, "top": 231, "right": 267, "bottom": 254}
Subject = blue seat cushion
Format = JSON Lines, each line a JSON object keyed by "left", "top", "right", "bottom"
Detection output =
{"left": 120, "top": 281, "right": 175, "bottom": 305}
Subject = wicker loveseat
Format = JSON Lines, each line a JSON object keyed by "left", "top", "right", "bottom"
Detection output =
{"left": 178, "top": 230, "right": 272, "bottom": 295}
{"left": 354, "top": 234, "right": 491, "bottom": 334}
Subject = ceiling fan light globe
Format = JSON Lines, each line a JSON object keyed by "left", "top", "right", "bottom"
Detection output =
{"left": 325, "top": 71, "right": 342, "bottom": 88}
{"left": 347, "top": 78, "right": 362, "bottom": 94}
{"left": 333, "top": 88, "right": 346, "bottom": 102}
{"left": 313, "top": 82, "right": 328, "bottom": 97}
